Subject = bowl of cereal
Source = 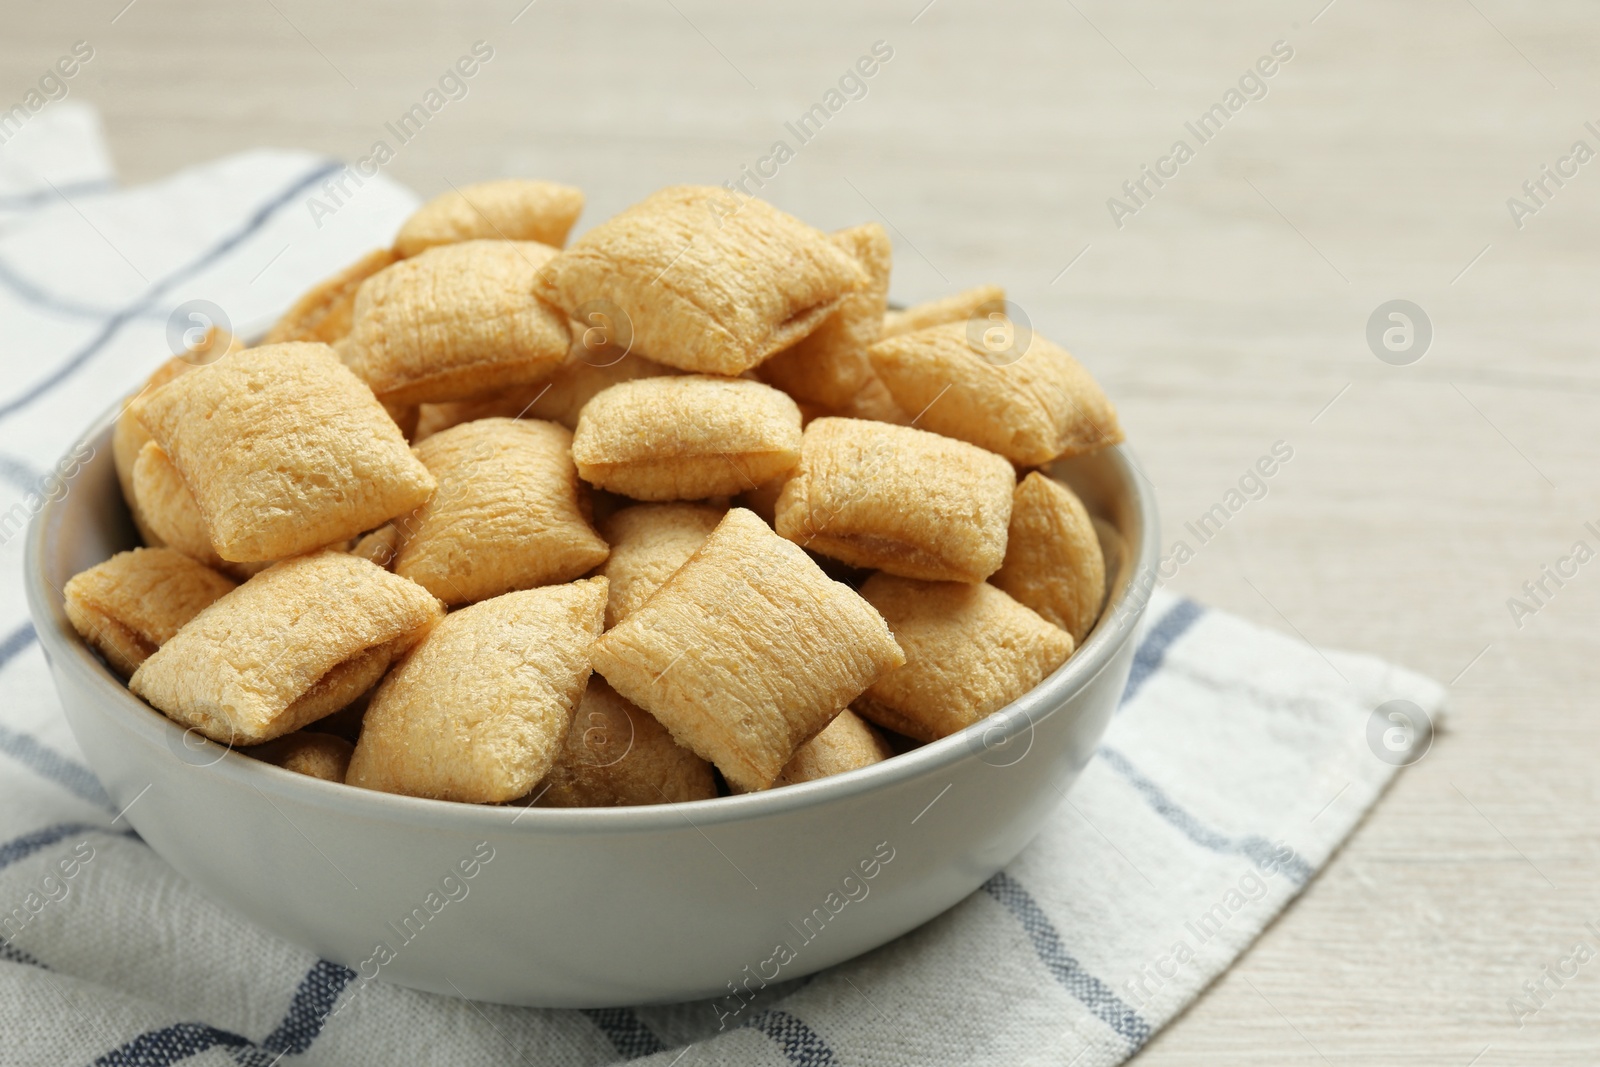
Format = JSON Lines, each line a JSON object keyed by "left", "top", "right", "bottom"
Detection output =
{"left": 25, "top": 181, "right": 1156, "bottom": 1007}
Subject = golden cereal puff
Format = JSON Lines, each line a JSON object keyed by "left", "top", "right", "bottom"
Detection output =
{"left": 63, "top": 548, "right": 236, "bottom": 678}
{"left": 735, "top": 475, "right": 788, "bottom": 527}
{"left": 990, "top": 472, "right": 1106, "bottom": 644}
{"left": 597, "top": 503, "right": 724, "bottom": 628}
{"left": 393, "top": 179, "right": 585, "bottom": 257}
{"left": 537, "top": 678, "right": 716, "bottom": 807}
{"left": 572, "top": 376, "right": 802, "bottom": 501}
{"left": 264, "top": 248, "right": 399, "bottom": 345}
{"left": 758, "top": 223, "right": 892, "bottom": 410}
{"left": 392, "top": 418, "right": 609, "bottom": 605}
{"left": 346, "top": 578, "right": 607, "bottom": 804}
{"left": 855, "top": 575, "right": 1074, "bottom": 743}
{"left": 114, "top": 361, "right": 187, "bottom": 547}
{"left": 837, "top": 374, "right": 909, "bottom": 425}
{"left": 410, "top": 342, "right": 677, "bottom": 442}
{"left": 868, "top": 323, "right": 1124, "bottom": 465}
{"left": 774, "top": 417, "right": 1014, "bottom": 583}
{"left": 533, "top": 186, "right": 868, "bottom": 376}
{"left": 247, "top": 732, "right": 355, "bottom": 783}
{"left": 130, "top": 442, "right": 268, "bottom": 582}
{"left": 351, "top": 524, "right": 400, "bottom": 569}
{"left": 590, "top": 509, "right": 904, "bottom": 792}
{"left": 129, "top": 551, "right": 444, "bottom": 745}
{"left": 343, "top": 240, "right": 572, "bottom": 406}
{"left": 130, "top": 343, "right": 436, "bottom": 563}
{"left": 881, "top": 284, "right": 1005, "bottom": 339}
{"left": 773, "top": 709, "right": 893, "bottom": 788}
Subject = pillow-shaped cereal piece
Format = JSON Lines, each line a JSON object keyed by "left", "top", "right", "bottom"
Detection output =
{"left": 130, "top": 343, "right": 436, "bottom": 563}
{"left": 112, "top": 333, "right": 242, "bottom": 546}
{"left": 597, "top": 503, "right": 723, "bottom": 628}
{"left": 774, "top": 418, "right": 1014, "bottom": 583}
{"left": 854, "top": 575, "right": 1073, "bottom": 743}
{"left": 129, "top": 551, "right": 444, "bottom": 745}
{"left": 393, "top": 418, "right": 608, "bottom": 605}
{"left": 344, "top": 240, "right": 572, "bottom": 405}
{"left": 734, "top": 475, "right": 788, "bottom": 526}
{"left": 247, "top": 732, "right": 354, "bottom": 783}
{"left": 758, "top": 223, "right": 892, "bottom": 410}
{"left": 264, "top": 248, "right": 399, "bottom": 345}
{"left": 63, "top": 548, "right": 236, "bottom": 677}
{"left": 533, "top": 186, "right": 868, "bottom": 376}
{"left": 590, "top": 509, "right": 904, "bottom": 791}
{"left": 351, "top": 524, "right": 400, "bottom": 569}
{"left": 572, "top": 376, "right": 802, "bottom": 501}
{"left": 990, "top": 472, "right": 1106, "bottom": 643}
{"left": 394, "top": 179, "right": 584, "bottom": 257}
{"left": 537, "top": 678, "right": 716, "bottom": 807}
{"left": 868, "top": 323, "right": 1123, "bottom": 465}
{"left": 837, "top": 374, "right": 909, "bottom": 425}
{"left": 347, "top": 578, "right": 607, "bottom": 804}
{"left": 411, "top": 342, "right": 677, "bottom": 442}
{"left": 131, "top": 442, "right": 269, "bottom": 582}
{"left": 773, "top": 709, "right": 893, "bottom": 788}
{"left": 880, "top": 284, "right": 1004, "bottom": 339}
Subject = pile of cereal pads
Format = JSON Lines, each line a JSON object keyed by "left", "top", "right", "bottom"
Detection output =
{"left": 62, "top": 180, "right": 1125, "bottom": 806}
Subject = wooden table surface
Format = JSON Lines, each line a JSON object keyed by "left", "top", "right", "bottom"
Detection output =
{"left": 7, "top": 0, "right": 1598, "bottom": 1061}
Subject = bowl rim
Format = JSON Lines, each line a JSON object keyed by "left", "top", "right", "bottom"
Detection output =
{"left": 25, "top": 408, "right": 1160, "bottom": 835}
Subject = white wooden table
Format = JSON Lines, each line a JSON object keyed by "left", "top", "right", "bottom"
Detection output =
{"left": 7, "top": 0, "right": 1598, "bottom": 1061}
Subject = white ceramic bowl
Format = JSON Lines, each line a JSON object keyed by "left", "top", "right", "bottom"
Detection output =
{"left": 25, "top": 414, "right": 1157, "bottom": 1008}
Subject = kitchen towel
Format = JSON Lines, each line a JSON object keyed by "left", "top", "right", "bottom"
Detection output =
{"left": 0, "top": 104, "right": 1445, "bottom": 1067}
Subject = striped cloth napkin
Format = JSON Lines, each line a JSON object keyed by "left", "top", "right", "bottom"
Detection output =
{"left": 0, "top": 104, "right": 1445, "bottom": 1067}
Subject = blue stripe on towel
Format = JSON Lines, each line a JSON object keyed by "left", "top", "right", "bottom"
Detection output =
{"left": 0, "top": 179, "right": 116, "bottom": 214}
{"left": 1119, "top": 598, "right": 1204, "bottom": 709}
{"left": 0, "top": 723, "right": 112, "bottom": 811}
{"left": 0, "top": 623, "right": 115, "bottom": 811}
{"left": 0, "top": 160, "right": 342, "bottom": 423}
{"left": 983, "top": 871, "right": 1152, "bottom": 1052}
{"left": 0, "top": 621, "right": 36, "bottom": 672}
{"left": 0, "top": 253, "right": 157, "bottom": 322}
{"left": 0, "top": 453, "right": 44, "bottom": 495}
{"left": 749, "top": 1009, "right": 838, "bottom": 1066}
{"left": 1096, "top": 746, "right": 1313, "bottom": 884}
{"left": 580, "top": 1007, "right": 669, "bottom": 1060}
{"left": 91, "top": 1021, "right": 257, "bottom": 1067}
{"left": 260, "top": 959, "right": 356, "bottom": 1056}
{"left": 0, "top": 823, "right": 113, "bottom": 873}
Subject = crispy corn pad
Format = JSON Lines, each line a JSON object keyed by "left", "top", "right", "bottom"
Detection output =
{"left": 264, "top": 248, "right": 399, "bottom": 345}
{"left": 854, "top": 575, "right": 1074, "bottom": 743}
{"left": 248, "top": 732, "right": 354, "bottom": 783}
{"left": 774, "top": 417, "right": 1015, "bottom": 583}
{"left": 394, "top": 179, "right": 584, "bottom": 258}
{"left": 412, "top": 340, "right": 677, "bottom": 442}
{"left": 130, "top": 343, "right": 436, "bottom": 563}
{"left": 773, "top": 708, "right": 892, "bottom": 788}
{"left": 63, "top": 548, "right": 236, "bottom": 678}
{"left": 394, "top": 418, "right": 609, "bottom": 605}
{"left": 347, "top": 578, "right": 607, "bottom": 804}
{"left": 868, "top": 322, "right": 1123, "bottom": 465}
{"left": 344, "top": 240, "right": 572, "bottom": 405}
{"left": 597, "top": 503, "right": 724, "bottom": 628}
{"left": 533, "top": 185, "right": 868, "bottom": 376}
{"left": 880, "top": 284, "right": 1005, "bottom": 339}
{"left": 590, "top": 508, "right": 904, "bottom": 791}
{"left": 572, "top": 376, "right": 802, "bottom": 500}
{"left": 758, "top": 223, "right": 893, "bottom": 410}
{"left": 129, "top": 551, "right": 444, "bottom": 745}
{"left": 537, "top": 678, "right": 716, "bottom": 807}
{"left": 990, "top": 472, "right": 1107, "bottom": 643}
